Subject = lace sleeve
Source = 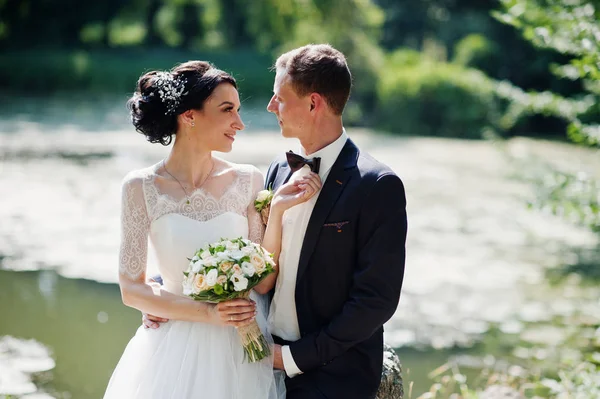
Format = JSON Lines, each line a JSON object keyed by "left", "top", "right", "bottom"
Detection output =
{"left": 118, "top": 173, "right": 150, "bottom": 280}
{"left": 247, "top": 166, "right": 266, "bottom": 245}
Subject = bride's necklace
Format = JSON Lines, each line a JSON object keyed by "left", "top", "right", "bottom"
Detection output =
{"left": 162, "top": 159, "right": 215, "bottom": 205}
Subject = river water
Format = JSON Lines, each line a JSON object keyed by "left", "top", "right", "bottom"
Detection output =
{"left": 0, "top": 95, "right": 598, "bottom": 398}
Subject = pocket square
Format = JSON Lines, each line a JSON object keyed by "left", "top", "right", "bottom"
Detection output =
{"left": 323, "top": 221, "right": 350, "bottom": 232}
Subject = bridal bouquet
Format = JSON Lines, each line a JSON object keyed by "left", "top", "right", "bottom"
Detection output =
{"left": 182, "top": 237, "right": 276, "bottom": 362}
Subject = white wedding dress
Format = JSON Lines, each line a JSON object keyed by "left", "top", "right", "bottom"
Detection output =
{"left": 104, "top": 161, "right": 284, "bottom": 399}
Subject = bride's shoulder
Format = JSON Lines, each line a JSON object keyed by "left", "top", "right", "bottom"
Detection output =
{"left": 121, "top": 164, "right": 159, "bottom": 188}
{"left": 219, "top": 159, "right": 263, "bottom": 179}
{"left": 217, "top": 159, "right": 264, "bottom": 192}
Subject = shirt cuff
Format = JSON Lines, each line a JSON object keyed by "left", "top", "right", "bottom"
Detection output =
{"left": 282, "top": 345, "right": 303, "bottom": 378}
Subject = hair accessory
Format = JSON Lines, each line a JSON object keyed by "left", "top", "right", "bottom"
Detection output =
{"left": 154, "top": 72, "right": 188, "bottom": 115}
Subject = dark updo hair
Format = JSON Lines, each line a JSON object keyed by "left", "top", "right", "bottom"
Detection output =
{"left": 127, "top": 61, "right": 237, "bottom": 145}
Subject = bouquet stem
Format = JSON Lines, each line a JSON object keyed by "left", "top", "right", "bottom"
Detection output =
{"left": 236, "top": 292, "right": 271, "bottom": 363}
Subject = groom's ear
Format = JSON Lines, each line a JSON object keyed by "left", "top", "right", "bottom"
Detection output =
{"left": 309, "top": 93, "right": 323, "bottom": 112}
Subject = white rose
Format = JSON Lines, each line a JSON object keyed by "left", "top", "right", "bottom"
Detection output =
{"left": 262, "top": 248, "right": 274, "bottom": 263}
{"left": 225, "top": 241, "right": 239, "bottom": 252}
{"left": 203, "top": 256, "right": 217, "bottom": 267}
{"left": 241, "top": 262, "right": 255, "bottom": 277}
{"left": 190, "top": 260, "right": 205, "bottom": 273}
{"left": 182, "top": 273, "right": 195, "bottom": 295}
{"left": 205, "top": 269, "right": 218, "bottom": 287}
{"left": 216, "top": 252, "right": 231, "bottom": 262}
{"left": 200, "top": 250, "right": 211, "bottom": 260}
{"left": 241, "top": 246, "right": 254, "bottom": 255}
{"left": 192, "top": 255, "right": 200, "bottom": 262}
{"left": 257, "top": 190, "right": 273, "bottom": 203}
{"left": 230, "top": 273, "right": 249, "bottom": 292}
{"left": 229, "top": 250, "right": 245, "bottom": 260}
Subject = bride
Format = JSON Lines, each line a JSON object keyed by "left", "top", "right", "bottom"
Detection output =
{"left": 103, "top": 61, "right": 321, "bottom": 398}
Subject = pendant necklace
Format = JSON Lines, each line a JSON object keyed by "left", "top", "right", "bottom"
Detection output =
{"left": 162, "top": 159, "right": 215, "bottom": 205}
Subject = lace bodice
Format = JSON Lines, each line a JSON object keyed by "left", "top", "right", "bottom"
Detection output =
{"left": 119, "top": 161, "right": 265, "bottom": 280}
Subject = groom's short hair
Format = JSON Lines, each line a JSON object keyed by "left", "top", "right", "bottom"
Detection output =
{"left": 275, "top": 44, "right": 352, "bottom": 115}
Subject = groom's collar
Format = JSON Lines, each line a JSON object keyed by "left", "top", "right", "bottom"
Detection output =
{"left": 299, "top": 129, "right": 348, "bottom": 179}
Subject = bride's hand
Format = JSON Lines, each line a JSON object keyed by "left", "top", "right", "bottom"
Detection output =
{"left": 209, "top": 298, "right": 257, "bottom": 328}
{"left": 271, "top": 172, "right": 322, "bottom": 213}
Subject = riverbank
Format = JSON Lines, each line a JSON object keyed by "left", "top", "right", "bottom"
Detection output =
{"left": 2, "top": 96, "right": 599, "bottom": 397}
{"left": 0, "top": 268, "right": 470, "bottom": 398}
{"left": 2, "top": 118, "right": 598, "bottom": 331}
{"left": 2, "top": 268, "right": 598, "bottom": 398}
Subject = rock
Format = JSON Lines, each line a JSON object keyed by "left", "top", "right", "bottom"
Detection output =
{"left": 376, "top": 344, "right": 404, "bottom": 399}
{"left": 480, "top": 385, "right": 523, "bottom": 399}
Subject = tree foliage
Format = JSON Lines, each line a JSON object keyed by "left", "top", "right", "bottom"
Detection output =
{"left": 495, "top": 0, "right": 600, "bottom": 231}
{"left": 494, "top": 0, "right": 600, "bottom": 146}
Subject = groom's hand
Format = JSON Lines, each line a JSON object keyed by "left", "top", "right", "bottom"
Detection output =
{"left": 273, "top": 344, "right": 285, "bottom": 370}
{"left": 142, "top": 276, "right": 169, "bottom": 329}
{"left": 142, "top": 313, "right": 169, "bottom": 329}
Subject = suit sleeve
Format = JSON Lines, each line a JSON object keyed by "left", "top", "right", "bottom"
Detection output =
{"left": 289, "top": 173, "right": 408, "bottom": 371}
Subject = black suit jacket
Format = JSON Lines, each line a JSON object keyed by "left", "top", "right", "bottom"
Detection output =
{"left": 265, "top": 138, "right": 407, "bottom": 399}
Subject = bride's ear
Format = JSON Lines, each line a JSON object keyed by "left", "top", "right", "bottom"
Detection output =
{"left": 180, "top": 109, "right": 196, "bottom": 127}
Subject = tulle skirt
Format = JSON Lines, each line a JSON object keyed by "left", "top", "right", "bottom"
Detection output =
{"left": 104, "top": 297, "right": 285, "bottom": 398}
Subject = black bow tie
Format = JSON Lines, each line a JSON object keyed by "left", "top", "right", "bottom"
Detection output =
{"left": 286, "top": 151, "right": 321, "bottom": 174}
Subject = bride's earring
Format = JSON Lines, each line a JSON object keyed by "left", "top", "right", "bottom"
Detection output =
{"left": 191, "top": 121, "right": 195, "bottom": 127}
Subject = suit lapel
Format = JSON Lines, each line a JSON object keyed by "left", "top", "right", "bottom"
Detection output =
{"left": 296, "top": 139, "right": 359, "bottom": 283}
{"left": 272, "top": 164, "right": 292, "bottom": 190}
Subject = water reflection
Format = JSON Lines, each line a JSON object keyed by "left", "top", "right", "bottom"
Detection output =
{"left": 2, "top": 95, "right": 600, "bottom": 397}
{"left": 0, "top": 335, "right": 56, "bottom": 397}
{"left": 2, "top": 118, "right": 599, "bottom": 350}
{"left": 38, "top": 270, "right": 58, "bottom": 304}
{"left": 0, "top": 269, "right": 464, "bottom": 398}
{"left": 0, "top": 270, "right": 140, "bottom": 398}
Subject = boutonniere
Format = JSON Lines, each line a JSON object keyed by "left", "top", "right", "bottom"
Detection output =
{"left": 254, "top": 185, "right": 274, "bottom": 225}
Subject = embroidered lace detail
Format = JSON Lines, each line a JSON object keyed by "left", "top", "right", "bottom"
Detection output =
{"left": 118, "top": 162, "right": 265, "bottom": 279}
{"left": 118, "top": 169, "right": 152, "bottom": 280}
{"left": 144, "top": 166, "right": 251, "bottom": 223}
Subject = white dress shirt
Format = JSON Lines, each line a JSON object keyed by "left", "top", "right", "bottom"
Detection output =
{"left": 268, "top": 130, "right": 348, "bottom": 377}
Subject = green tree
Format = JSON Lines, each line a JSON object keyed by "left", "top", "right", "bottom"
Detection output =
{"left": 224, "top": 0, "right": 385, "bottom": 119}
{"left": 372, "top": 0, "right": 583, "bottom": 136}
{"left": 495, "top": 0, "right": 600, "bottom": 230}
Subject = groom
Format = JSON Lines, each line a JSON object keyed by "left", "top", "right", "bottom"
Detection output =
{"left": 264, "top": 44, "right": 407, "bottom": 398}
